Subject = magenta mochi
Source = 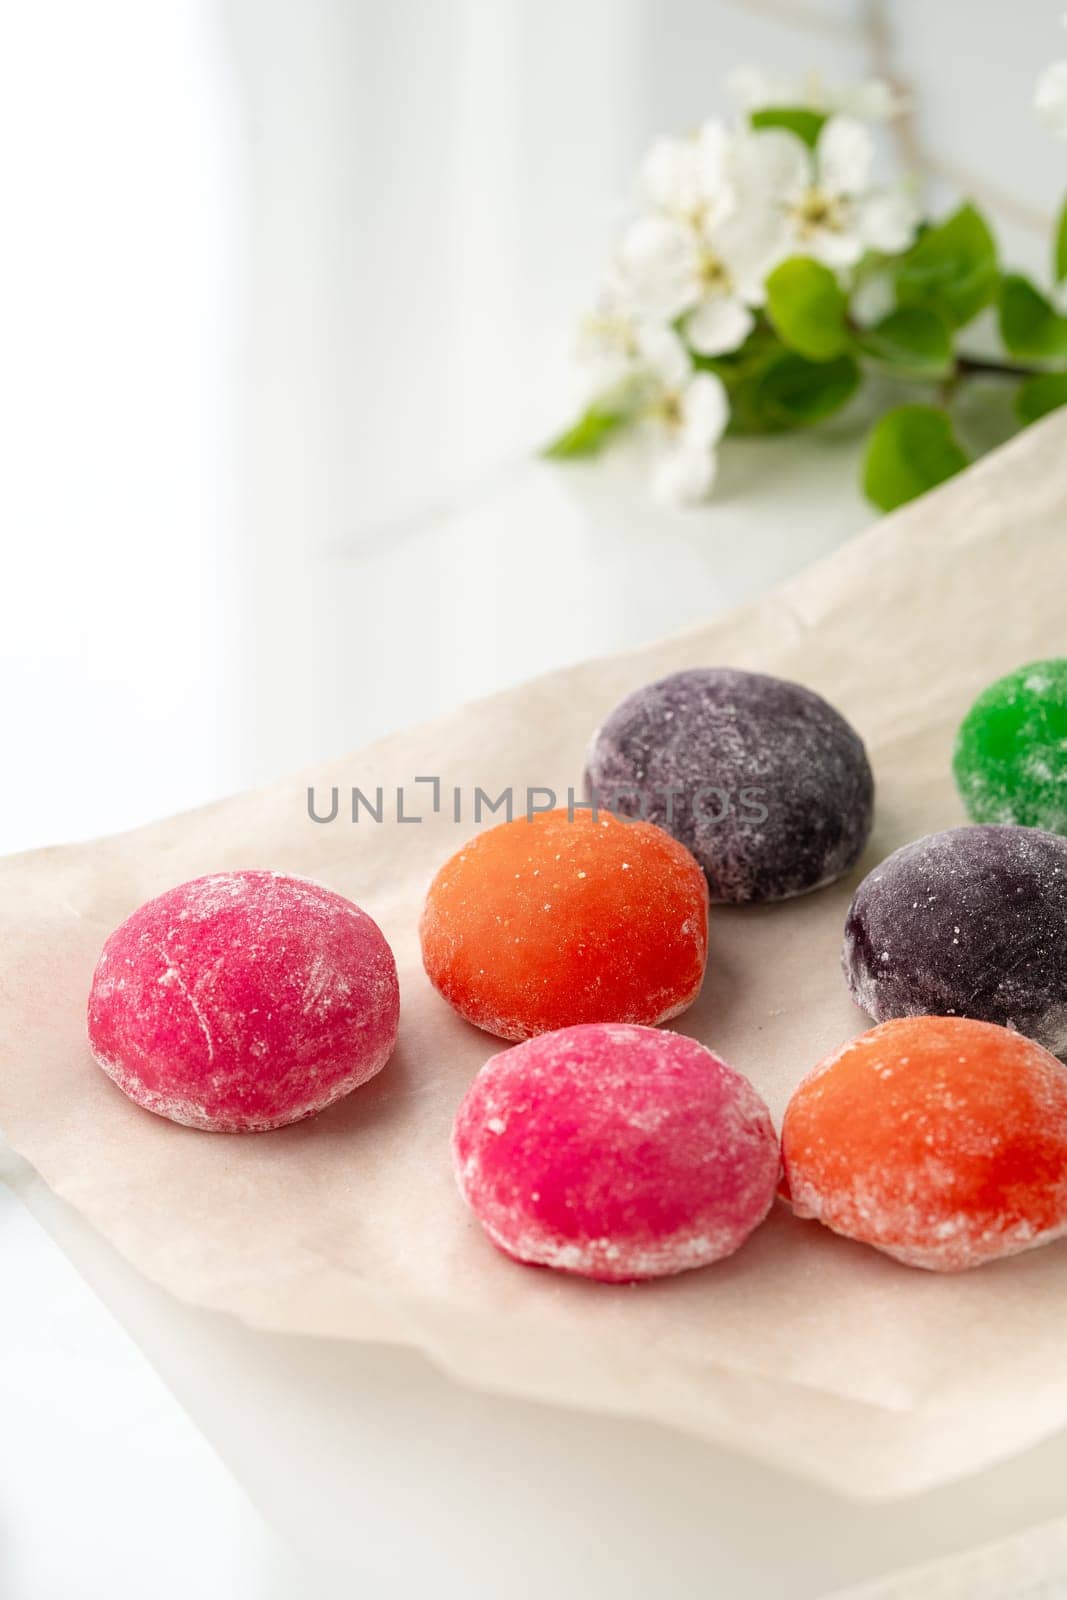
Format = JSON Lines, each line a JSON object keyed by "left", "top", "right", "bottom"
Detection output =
{"left": 88, "top": 870, "right": 400, "bottom": 1132}
{"left": 452, "top": 1022, "right": 780, "bottom": 1281}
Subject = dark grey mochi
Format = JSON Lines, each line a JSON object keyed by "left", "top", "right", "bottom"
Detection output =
{"left": 584, "top": 666, "right": 874, "bottom": 904}
{"left": 843, "top": 824, "right": 1067, "bottom": 1056}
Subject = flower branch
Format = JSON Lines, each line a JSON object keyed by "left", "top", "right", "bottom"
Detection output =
{"left": 545, "top": 48, "right": 1067, "bottom": 513}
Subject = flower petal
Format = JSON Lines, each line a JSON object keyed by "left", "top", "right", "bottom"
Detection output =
{"left": 686, "top": 295, "right": 754, "bottom": 357}
{"left": 618, "top": 214, "right": 694, "bottom": 274}
{"left": 732, "top": 126, "right": 810, "bottom": 205}
{"left": 725, "top": 65, "right": 796, "bottom": 111}
{"left": 681, "top": 371, "right": 730, "bottom": 445}
{"left": 653, "top": 440, "right": 718, "bottom": 505}
{"left": 1036, "top": 60, "right": 1067, "bottom": 136}
{"left": 640, "top": 135, "right": 700, "bottom": 214}
{"left": 696, "top": 118, "right": 734, "bottom": 205}
{"left": 835, "top": 78, "right": 905, "bottom": 122}
{"left": 571, "top": 310, "right": 641, "bottom": 403}
{"left": 635, "top": 322, "right": 692, "bottom": 390}
{"left": 615, "top": 215, "right": 699, "bottom": 318}
{"left": 805, "top": 225, "right": 865, "bottom": 269}
{"left": 858, "top": 188, "right": 920, "bottom": 255}
{"left": 714, "top": 204, "right": 788, "bottom": 299}
{"left": 817, "top": 115, "right": 873, "bottom": 196}
{"left": 726, "top": 67, "right": 904, "bottom": 123}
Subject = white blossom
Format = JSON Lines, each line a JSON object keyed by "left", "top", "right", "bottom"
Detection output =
{"left": 634, "top": 325, "right": 729, "bottom": 504}
{"left": 1036, "top": 59, "right": 1067, "bottom": 136}
{"left": 638, "top": 119, "right": 735, "bottom": 226}
{"left": 559, "top": 68, "right": 924, "bottom": 509}
{"left": 610, "top": 188, "right": 782, "bottom": 355}
{"left": 737, "top": 117, "right": 919, "bottom": 269}
{"left": 726, "top": 66, "right": 906, "bottom": 122}
{"left": 572, "top": 305, "right": 644, "bottom": 403}
{"left": 617, "top": 117, "right": 778, "bottom": 354}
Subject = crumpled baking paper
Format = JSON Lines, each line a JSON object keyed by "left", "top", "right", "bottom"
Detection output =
{"left": 4, "top": 414, "right": 1067, "bottom": 1500}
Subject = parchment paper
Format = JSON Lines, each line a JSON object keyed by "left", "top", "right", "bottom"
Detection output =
{"left": 5, "top": 414, "right": 1067, "bottom": 1501}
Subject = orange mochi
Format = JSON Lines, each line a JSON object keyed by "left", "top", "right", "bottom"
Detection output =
{"left": 781, "top": 1015, "right": 1067, "bottom": 1271}
{"left": 419, "top": 808, "right": 709, "bottom": 1040}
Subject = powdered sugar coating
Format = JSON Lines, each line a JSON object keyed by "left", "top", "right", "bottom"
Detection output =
{"left": 88, "top": 871, "right": 400, "bottom": 1132}
{"left": 453, "top": 1023, "right": 779, "bottom": 1281}
{"left": 585, "top": 667, "right": 873, "bottom": 903}
{"left": 954, "top": 658, "right": 1067, "bottom": 833}
{"left": 843, "top": 824, "right": 1067, "bottom": 1056}
{"left": 781, "top": 1016, "right": 1067, "bottom": 1272}
{"left": 420, "top": 809, "right": 708, "bottom": 1040}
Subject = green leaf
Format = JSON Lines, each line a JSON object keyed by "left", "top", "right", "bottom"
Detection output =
{"left": 750, "top": 107, "right": 827, "bottom": 149}
{"left": 998, "top": 273, "right": 1067, "bottom": 360}
{"left": 1016, "top": 372, "right": 1067, "bottom": 425}
{"left": 757, "top": 350, "right": 859, "bottom": 428}
{"left": 894, "top": 203, "right": 998, "bottom": 328}
{"left": 855, "top": 306, "right": 953, "bottom": 375}
{"left": 699, "top": 326, "right": 785, "bottom": 433}
{"left": 1055, "top": 195, "right": 1067, "bottom": 284}
{"left": 862, "top": 404, "right": 970, "bottom": 511}
{"left": 693, "top": 321, "right": 780, "bottom": 379}
{"left": 542, "top": 403, "right": 628, "bottom": 459}
{"left": 765, "top": 257, "right": 849, "bottom": 362}
{"left": 711, "top": 327, "right": 856, "bottom": 434}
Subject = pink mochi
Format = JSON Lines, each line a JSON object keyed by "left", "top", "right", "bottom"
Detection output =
{"left": 88, "top": 870, "right": 400, "bottom": 1132}
{"left": 452, "top": 1023, "right": 779, "bottom": 1281}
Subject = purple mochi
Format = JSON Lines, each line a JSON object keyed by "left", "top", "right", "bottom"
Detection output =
{"left": 584, "top": 667, "right": 874, "bottom": 904}
{"left": 843, "top": 824, "right": 1067, "bottom": 1057}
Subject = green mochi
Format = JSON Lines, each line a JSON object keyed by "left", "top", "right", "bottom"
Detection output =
{"left": 954, "top": 659, "right": 1067, "bottom": 833}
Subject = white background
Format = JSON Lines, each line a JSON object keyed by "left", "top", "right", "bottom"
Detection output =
{"left": 4, "top": 3, "right": 1067, "bottom": 1595}
{"left": 4, "top": 0, "right": 1065, "bottom": 850}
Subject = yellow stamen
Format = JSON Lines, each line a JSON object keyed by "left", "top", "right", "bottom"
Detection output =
{"left": 654, "top": 391, "right": 683, "bottom": 429}
{"left": 697, "top": 248, "right": 732, "bottom": 294}
{"left": 793, "top": 185, "right": 847, "bottom": 237}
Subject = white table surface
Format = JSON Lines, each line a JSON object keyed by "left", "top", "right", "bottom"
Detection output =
{"left": 0, "top": 1152, "right": 300, "bottom": 1599}
{"left": 8, "top": 444, "right": 1067, "bottom": 1599}
{"left": 9, "top": 1138, "right": 1067, "bottom": 1600}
